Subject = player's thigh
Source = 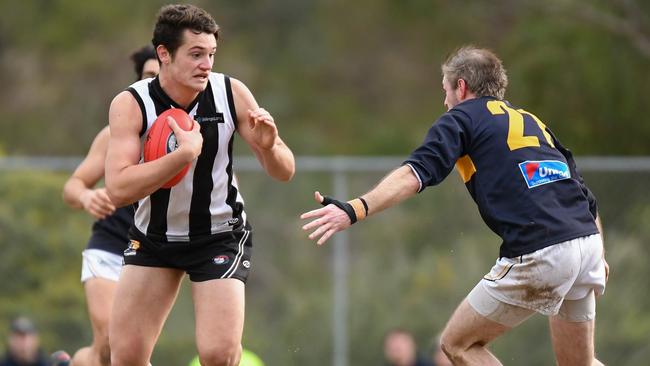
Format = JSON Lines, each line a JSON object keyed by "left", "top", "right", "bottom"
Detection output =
{"left": 192, "top": 278, "right": 245, "bottom": 351}
{"left": 110, "top": 265, "right": 184, "bottom": 347}
{"left": 549, "top": 316, "right": 595, "bottom": 366}
{"left": 441, "top": 298, "right": 512, "bottom": 351}
{"left": 84, "top": 278, "right": 117, "bottom": 337}
{"left": 549, "top": 291, "right": 597, "bottom": 366}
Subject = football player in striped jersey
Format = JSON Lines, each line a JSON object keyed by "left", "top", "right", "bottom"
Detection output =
{"left": 105, "top": 5, "right": 294, "bottom": 366}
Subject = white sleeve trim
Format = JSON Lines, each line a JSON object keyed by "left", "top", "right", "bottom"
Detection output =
{"left": 405, "top": 163, "right": 423, "bottom": 192}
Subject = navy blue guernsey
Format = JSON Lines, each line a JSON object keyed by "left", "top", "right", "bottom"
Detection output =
{"left": 87, "top": 205, "right": 133, "bottom": 255}
{"left": 404, "top": 96, "right": 599, "bottom": 258}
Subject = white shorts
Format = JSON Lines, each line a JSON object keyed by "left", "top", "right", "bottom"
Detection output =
{"left": 468, "top": 234, "right": 606, "bottom": 325}
{"left": 80, "top": 249, "right": 123, "bottom": 283}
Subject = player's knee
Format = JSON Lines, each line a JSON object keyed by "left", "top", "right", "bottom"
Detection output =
{"left": 439, "top": 341, "right": 453, "bottom": 361}
{"left": 439, "top": 331, "right": 471, "bottom": 363}
{"left": 199, "top": 343, "right": 242, "bottom": 366}
{"left": 439, "top": 333, "right": 458, "bottom": 361}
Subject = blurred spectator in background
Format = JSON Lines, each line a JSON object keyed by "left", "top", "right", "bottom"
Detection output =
{"left": 428, "top": 334, "right": 452, "bottom": 366}
{"left": 0, "top": 316, "right": 48, "bottom": 366}
{"left": 383, "top": 328, "right": 433, "bottom": 366}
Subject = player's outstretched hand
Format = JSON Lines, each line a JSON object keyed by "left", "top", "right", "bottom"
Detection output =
{"left": 300, "top": 191, "right": 353, "bottom": 245}
{"left": 80, "top": 188, "right": 116, "bottom": 220}
{"left": 248, "top": 108, "right": 278, "bottom": 150}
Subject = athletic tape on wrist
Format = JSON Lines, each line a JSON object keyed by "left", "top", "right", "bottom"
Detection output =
{"left": 347, "top": 198, "right": 367, "bottom": 221}
{"left": 321, "top": 196, "right": 358, "bottom": 224}
{"left": 359, "top": 197, "right": 369, "bottom": 215}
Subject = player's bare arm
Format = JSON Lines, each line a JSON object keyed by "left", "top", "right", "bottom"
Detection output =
{"left": 301, "top": 165, "right": 420, "bottom": 245}
{"left": 105, "top": 91, "right": 202, "bottom": 206}
{"left": 63, "top": 126, "right": 116, "bottom": 219}
{"left": 231, "top": 77, "right": 295, "bottom": 181}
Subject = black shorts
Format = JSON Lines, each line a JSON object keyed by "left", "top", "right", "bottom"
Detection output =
{"left": 124, "top": 228, "right": 253, "bottom": 283}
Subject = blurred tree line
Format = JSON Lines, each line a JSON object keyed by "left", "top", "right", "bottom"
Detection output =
{"left": 0, "top": 0, "right": 648, "bottom": 156}
{"left": 1, "top": 0, "right": 649, "bottom": 365}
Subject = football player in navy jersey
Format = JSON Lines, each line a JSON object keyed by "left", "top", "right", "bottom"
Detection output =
{"left": 302, "top": 46, "right": 607, "bottom": 366}
{"left": 105, "top": 4, "right": 294, "bottom": 366}
{"left": 61, "top": 45, "right": 159, "bottom": 366}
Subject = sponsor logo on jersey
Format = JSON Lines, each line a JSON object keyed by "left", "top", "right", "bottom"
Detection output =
{"left": 518, "top": 160, "right": 571, "bottom": 188}
{"left": 195, "top": 113, "right": 224, "bottom": 124}
{"left": 227, "top": 218, "right": 239, "bottom": 226}
{"left": 124, "top": 240, "right": 140, "bottom": 257}
{"left": 242, "top": 260, "right": 251, "bottom": 269}
{"left": 213, "top": 255, "right": 230, "bottom": 265}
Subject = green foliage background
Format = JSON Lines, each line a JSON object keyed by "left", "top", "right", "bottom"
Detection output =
{"left": 1, "top": 169, "right": 649, "bottom": 365}
{"left": 1, "top": 0, "right": 648, "bottom": 157}
{"left": 0, "top": 0, "right": 649, "bottom": 365}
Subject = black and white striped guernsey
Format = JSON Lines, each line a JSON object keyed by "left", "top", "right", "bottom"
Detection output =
{"left": 126, "top": 73, "right": 248, "bottom": 242}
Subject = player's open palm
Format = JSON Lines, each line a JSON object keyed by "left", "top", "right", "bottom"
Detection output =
{"left": 301, "top": 191, "right": 353, "bottom": 245}
{"left": 168, "top": 116, "right": 203, "bottom": 160}
{"left": 248, "top": 108, "right": 278, "bottom": 150}
{"left": 80, "top": 188, "right": 116, "bottom": 220}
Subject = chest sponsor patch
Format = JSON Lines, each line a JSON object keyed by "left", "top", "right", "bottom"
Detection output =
{"left": 195, "top": 113, "right": 224, "bottom": 124}
{"left": 518, "top": 160, "right": 571, "bottom": 188}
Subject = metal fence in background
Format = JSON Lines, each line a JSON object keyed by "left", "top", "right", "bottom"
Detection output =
{"left": 4, "top": 155, "right": 650, "bottom": 173}
{"left": 2, "top": 155, "right": 649, "bottom": 366}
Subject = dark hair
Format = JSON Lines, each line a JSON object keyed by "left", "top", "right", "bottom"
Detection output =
{"left": 152, "top": 4, "right": 219, "bottom": 59}
{"left": 130, "top": 45, "right": 157, "bottom": 80}
{"left": 442, "top": 46, "right": 508, "bottom": 100}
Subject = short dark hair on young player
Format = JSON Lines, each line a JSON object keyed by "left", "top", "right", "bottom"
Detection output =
{"left": 152, "top": 4, "right": 220, "bottom": 58}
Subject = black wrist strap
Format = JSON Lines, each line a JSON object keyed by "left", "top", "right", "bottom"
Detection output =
{"left": 321, "top": 196, "right": 358, "bottom": 224}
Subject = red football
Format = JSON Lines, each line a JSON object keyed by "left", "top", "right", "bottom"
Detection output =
{"left": 143, "top": 108, "right": 194, "bottom": 188}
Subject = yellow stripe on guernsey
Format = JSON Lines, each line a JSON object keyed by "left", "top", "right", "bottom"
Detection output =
{"left": 456, "top": 155, "right": 476, "bottom": 183}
